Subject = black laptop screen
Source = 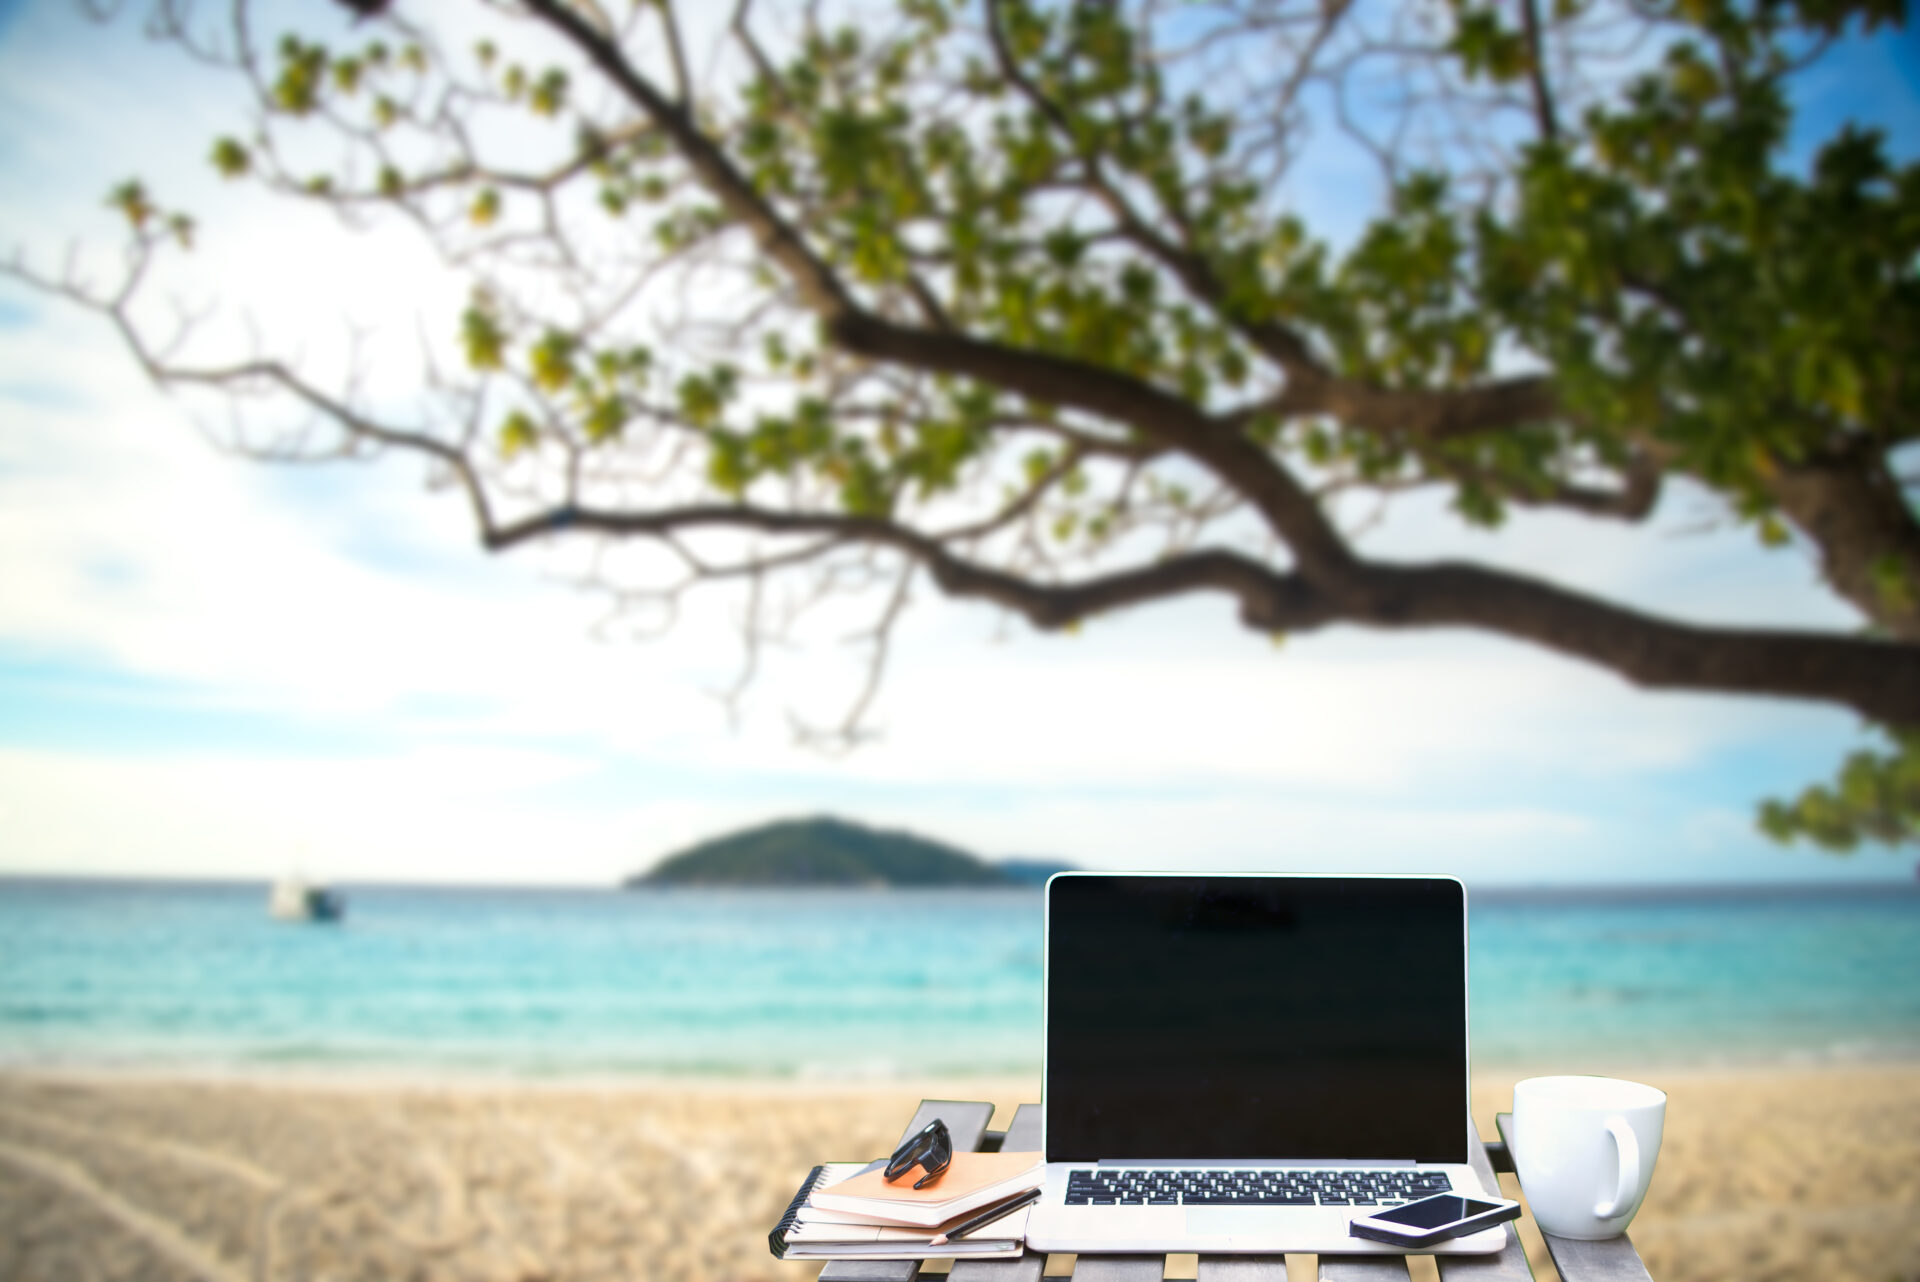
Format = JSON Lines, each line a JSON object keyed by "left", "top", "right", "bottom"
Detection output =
{"left": 1044, "top": 875, "right": 1467, "bottom": 1164}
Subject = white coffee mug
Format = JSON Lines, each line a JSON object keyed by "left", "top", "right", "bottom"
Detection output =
{"left": 1510, "top": 1075, "right": 1666, "bottom": 1240}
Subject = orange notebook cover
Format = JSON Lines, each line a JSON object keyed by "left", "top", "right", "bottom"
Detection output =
{"left": 807, "top": 1151, "right": 1043, "bottom": 1227}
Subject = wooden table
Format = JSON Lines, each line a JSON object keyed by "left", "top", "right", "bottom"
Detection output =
{"left": 816, "top": 1102, "right": 1653, "bottom": 1282}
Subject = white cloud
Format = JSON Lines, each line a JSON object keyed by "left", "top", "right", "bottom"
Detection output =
{"left": 639, "top": 594, "right": 1857, "bottom": 796}
{"left": 855, "top": 790, "right": 1599, "bottom": 875}
{"left": 0, "top": 744, "right": 639, "bottom": 884}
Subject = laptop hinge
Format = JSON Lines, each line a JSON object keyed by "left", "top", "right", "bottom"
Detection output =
{"left": 1096, "top": 1158, "right": 1419, "bottom": 1167}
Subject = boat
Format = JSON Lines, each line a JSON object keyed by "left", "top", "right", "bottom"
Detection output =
{"left": 269, "top": 876, "right": 345, "bottom": 923}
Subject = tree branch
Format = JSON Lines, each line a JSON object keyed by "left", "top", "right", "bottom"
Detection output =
{"left": 517, "top": 0, "right": 859, "bottom": 321}
{"left": 1268, "top": 370, "right": 1561, "bottom": 442}
{"left": 485, "top": 501, "right": 1328, "bottom": 631}
{"left": 656, "top": 0, "right": 696, "bottom": 106}
{"left": 1344, "top": 560, "right": 1919, "bottom": 722}
{"left": 479, "top": 496, "right": 1920, "bottom": 722}
{"left": 1517, "top": 0, "right": 1561, "bottom": 144}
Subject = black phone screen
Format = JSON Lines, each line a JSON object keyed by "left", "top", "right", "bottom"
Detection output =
{"left": 1375, "top": 1195, "right": 1503, "bottom": 1229}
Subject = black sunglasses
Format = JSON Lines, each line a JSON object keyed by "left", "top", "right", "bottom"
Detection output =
{"left": 884, "top": 1117, "right": 953, "bottom": 1189}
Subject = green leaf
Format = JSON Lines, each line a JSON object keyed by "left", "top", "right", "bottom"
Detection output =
{"left": 585, "top": 395, "right": 627, "bottom": 443}
{"left": 1449, "top": 9, "right": 1529, "bottom": 82}
{"left": 1872, "top": 555, "right": 1916, "bottom": 614}
{"left": 210, "top": 138, "right": 251, "bottom": 179}
{"left": 500, "top": 410, "right": 539, "bottom": 458}
{"left": 469, "top": 188, "right": 501, "bottom": 227}
{"left": 677, "top": 366, "right": 738, "bottom": 427}
{"left": 460, "top": 306, "right": 506, "bottom": 371}
{"left": 706, "top": 432, "right": 750, "bottom": 496}
{"left": 529, "top": 330, "right": 578, "bottom": 393}
{"left": 271, "top": 39, "right": 327, "bottom": 115}
{"left": 531, "top": 68, "right": 569, "bottom": 117}
{"left": 1758, "top": 728, "right": 1920, "bottom": 851}
{"left": 105, "top": 179, "right": 153, "bottom": 228}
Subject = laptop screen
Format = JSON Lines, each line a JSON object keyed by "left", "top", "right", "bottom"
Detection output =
{"left": 1045, "top": 874, "right": 1468, "bottom": 1164}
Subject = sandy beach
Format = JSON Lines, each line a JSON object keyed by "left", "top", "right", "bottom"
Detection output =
{"left": 0, "top": 1064, "right": 1915, "bottom": 1282}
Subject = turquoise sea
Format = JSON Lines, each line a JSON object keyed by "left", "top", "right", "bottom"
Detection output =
{"left": 0, "top": 879, "right": 1916, "bottom": 1078}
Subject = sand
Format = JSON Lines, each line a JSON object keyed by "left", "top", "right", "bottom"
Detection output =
{"left": 0, "top": 1064, "right": 1915, "bottom": 1282}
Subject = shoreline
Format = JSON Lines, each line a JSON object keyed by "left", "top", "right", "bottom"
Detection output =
{"left": 4, "top": 1042, "right": 1916, "bottom": 1091}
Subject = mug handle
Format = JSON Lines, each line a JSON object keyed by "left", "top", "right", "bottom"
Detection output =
{"left": 1593, "top": 1115, "right": 1640, "bottom": 1219}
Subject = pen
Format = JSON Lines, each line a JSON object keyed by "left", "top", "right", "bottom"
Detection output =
{"left": 926, "top": 1187, "right": 1043, "bottom": 1246}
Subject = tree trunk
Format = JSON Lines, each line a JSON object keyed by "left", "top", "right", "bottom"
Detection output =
{"left": 1769, "top": 448, "right": 1920, "bottom": 643}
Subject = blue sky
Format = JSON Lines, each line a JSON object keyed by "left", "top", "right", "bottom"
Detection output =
{"left": 0, "top": 0, "right": 1915, "bottom": 887}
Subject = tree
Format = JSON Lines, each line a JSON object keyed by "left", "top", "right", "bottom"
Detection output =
{"left": 8, "top": 0, "right": 1918, "bottom": 847}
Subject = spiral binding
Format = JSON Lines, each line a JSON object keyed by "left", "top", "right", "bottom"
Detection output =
{"left": 769, "top": 1164, "right": 829, "bottom": 1259}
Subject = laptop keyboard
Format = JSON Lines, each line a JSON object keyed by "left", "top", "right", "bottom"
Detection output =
{"left": 1063, "top": 1169, "right": 1454, "bottom": 1207}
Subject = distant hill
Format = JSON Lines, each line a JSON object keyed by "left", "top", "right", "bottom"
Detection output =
{"left": 630, "top": 816, "right": 1014, "bottom": 887}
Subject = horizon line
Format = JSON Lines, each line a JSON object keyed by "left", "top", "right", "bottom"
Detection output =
{"left": 1, "top": 870, "right": 1915, "bottom": 897}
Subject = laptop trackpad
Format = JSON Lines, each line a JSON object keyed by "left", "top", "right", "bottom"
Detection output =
{"left": 1185, "top": 1207, "right": 1299, "bottom": 1236}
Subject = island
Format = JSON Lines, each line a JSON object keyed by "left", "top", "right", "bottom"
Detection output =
{"left": 627, "top": 816, "right": 1075, "bottom": 887}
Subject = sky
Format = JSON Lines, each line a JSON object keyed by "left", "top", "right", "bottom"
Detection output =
{"left": 0, "top": 0, "right": 1916, "bottom": 888}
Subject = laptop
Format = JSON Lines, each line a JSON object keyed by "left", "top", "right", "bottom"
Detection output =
{"left": 1023, "top": 872, "right": 1504, "bottom": 1255}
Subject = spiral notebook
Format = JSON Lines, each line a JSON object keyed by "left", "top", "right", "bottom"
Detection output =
{"left": 769, "top": 1162, "right": 1033, "bottom": 1260}
{"left": 807, "top": 1150, "right": 1044, "bottom": 1225}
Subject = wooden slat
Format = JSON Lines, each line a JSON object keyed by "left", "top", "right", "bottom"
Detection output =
{"left": 1319, "top": 1258, "right": 1413, "bottom": 1281}
{"left": 1069, "top": 1255, "right": 1168, "bottom": 1282}
{"left": 1493, "top": 1116, "right": 1652, "bottom": 1282}
{"left": 817, "top": 1257, "right": 941, "bottom": 1282}
{"left": 1196, "top": 1253, "right": 1291, "bottom": 1281}
{"left": 1531, "top": 1235, "right": 1654, "bottom": 1282}
{"left": 1433, "top": 1117, "right": 1536, "bottom": 1282}
{"left": 820, "top": 1100, "right": 998, "bottom": 1282}
{"left": 951, "top": 1104, "right": 1047, "bottom": 1282}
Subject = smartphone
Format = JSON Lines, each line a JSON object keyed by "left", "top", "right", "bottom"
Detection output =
{"left": 1348, "top": 1192, "right": 1523, "bottom": 1247}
